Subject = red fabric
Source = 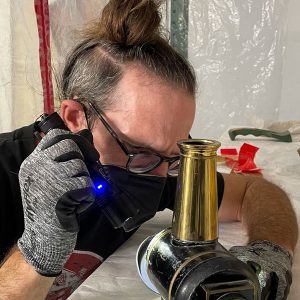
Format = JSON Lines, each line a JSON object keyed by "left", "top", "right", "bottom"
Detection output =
{"left": 220, "top": 148, "right": 238, "bottom": 156}
{"left": 221, "top": 143, "right": 261, "bottom": 173}
{"left": 34, "top": 0, "right": 54, "bottom": 114}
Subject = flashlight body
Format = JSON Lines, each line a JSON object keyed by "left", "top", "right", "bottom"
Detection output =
{"left": 35, "top": 112, "right": 155, "bottom": 232}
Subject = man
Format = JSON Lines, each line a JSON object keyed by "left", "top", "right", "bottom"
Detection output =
{"left": 0, "top": 0, "right": 298, "bottom": 299}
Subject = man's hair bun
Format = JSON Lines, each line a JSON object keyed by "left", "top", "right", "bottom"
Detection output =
{"left": 84, "top": 0, "right": 162, "bottom": 46}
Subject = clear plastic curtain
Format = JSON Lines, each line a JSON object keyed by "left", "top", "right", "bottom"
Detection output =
{"left": 0, "top": 0, "right": 13, "bottom": 132}
{"left": 49, "top": 0, "right": 109, "bottom": 84}
{"left": 0, "top": 0, "right": 299, "bottom": 137}
{"left": 189, "top": 0, "right": 293, "bottom": 139}
{"left": 0, "top": 0, "right": 109, "bottom": 132}
{"left": 0, "top": 1, "right": 45, "bottom": 132}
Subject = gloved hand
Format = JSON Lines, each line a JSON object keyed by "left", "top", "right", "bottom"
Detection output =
{"left": 229, "top": 240, "right": 293, "bottom": 300}
{"left": 18, "top": 129, "right": 99, "bottom": 276}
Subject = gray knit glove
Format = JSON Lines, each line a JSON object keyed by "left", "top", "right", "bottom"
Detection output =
{"left": 229, "top": 240, "right": 293, "bottom": 300}
{"left": 18, "top": 129, "right": 99, "bottom": 276}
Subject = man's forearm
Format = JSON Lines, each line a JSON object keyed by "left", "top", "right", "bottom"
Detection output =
{"left": 220, "top": 174, "right": 298, "bottom": 255}
{"left": 220, "top": 174, "right": 298, "bottom": 299}
{"left": 0, "top": 247, "right": 54, "bottom": 300}
{"left": 241, "top": 177, "right": 298, "bottom": 255}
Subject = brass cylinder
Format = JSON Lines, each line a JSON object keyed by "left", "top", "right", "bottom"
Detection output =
{"left": 171, "top": 139, "right": 221, "bottom": 242}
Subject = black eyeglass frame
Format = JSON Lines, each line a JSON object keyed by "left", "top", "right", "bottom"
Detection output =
{"left": 88, "top": 102, "right": 180, "bottom": 175}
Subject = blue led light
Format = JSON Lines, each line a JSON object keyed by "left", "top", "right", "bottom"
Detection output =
{"left": 95, "top": 181, "right": 106, "bottom": 194}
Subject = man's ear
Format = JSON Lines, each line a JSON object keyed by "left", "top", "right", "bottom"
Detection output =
{"left": 59, "top": 100, "right": 88, "bottom": 132}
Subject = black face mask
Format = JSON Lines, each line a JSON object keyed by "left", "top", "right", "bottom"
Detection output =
{"left": 92, "top": 165, "right": 167, "bottom": 232}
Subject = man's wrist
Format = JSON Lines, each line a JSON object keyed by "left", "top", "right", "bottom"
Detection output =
{"left": 17, "top": 233, "right": 74, "bottom": 277}
{"left": 0, "top": 246, "right": 55, "bottom": 299}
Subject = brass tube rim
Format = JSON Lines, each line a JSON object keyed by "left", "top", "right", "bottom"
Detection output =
{"left": 177, "top": 139, "right": 221, "bottom": 151}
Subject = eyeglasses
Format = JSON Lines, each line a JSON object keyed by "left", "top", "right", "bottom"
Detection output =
{"left": 88, "top": 102, "right": 180, "bottom": 176}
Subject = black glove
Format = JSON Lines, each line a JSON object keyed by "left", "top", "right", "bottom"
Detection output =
{"left": 230, "top": 240, "right": 293, "bottom": 300}
{"left": 18, "top": 129, "right": 99, "bottom": 276}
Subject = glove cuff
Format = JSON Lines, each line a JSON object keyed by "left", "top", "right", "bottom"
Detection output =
{"left": 18, "top": 229, "right": 76, "bottom": 277}
{"left": 249, "top": 240, "right": 293, "bottom": 264}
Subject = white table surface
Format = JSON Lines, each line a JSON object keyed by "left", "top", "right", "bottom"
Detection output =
{"left": 69, "top": 132, "right": 300, "bottom": 300}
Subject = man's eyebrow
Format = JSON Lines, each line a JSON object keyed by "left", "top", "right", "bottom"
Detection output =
{"left": 120, "top": 134, "right": 180, "bottom": 156}
{"left": 124, "top": 139, "right": 180, "bottom": 157}
{"left": 119, "top": 136, "right": 156, "bottom": 152}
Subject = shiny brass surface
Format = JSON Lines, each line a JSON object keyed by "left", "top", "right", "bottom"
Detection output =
{"left": 137, "top": 139, "right": 260, "bottom": 299}
{"left": 172, "top": 139, "right": 221, "bottom": 241}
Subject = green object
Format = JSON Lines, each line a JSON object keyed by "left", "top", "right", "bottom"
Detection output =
{"left": 228, "top": 128, "right": 292, "bottom": 143}
{"left": 169, "top": 0, "right": 189, "bottom": 58}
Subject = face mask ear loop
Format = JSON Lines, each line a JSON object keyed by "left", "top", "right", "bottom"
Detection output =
{"left": 83, "top": 106, "right": 92, "bottom": 132}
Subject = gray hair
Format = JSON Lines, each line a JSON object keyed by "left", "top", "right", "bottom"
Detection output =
{"left": 61, "top": 37, "right": 196, "bottom": 125}
{"left": 61, "top": 0, "right": 196, "bottom": 125}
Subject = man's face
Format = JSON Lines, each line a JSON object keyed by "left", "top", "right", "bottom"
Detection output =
{"left": 91, "top": 66, "right": 196, "bottom": 176}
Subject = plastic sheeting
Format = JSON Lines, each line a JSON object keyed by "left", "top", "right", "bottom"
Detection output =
{"left": 0, "top": 0, "right": 299, "bottom": 136}
{"left": 0, "top": 0, "right": 109, "bottom": 132}
{"left": 0, "top": 0, "right": 44, "bottom": 132}
{"left": 49, "top": 0, "right": 167, "bottom": 79}
{"left": 189, "top": 0, "right": 292, "bottom": 139}
{"left": 0, "top": 0, "right": 13, "bottom": 132}
{"left": 49, "top": 0, "right": 108, "bottom": 67}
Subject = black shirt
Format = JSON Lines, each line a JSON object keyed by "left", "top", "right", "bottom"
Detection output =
{"left": 0, "top": 124, "right": 36, "bottom": 259}
{"left": 0, "top": 124, "right": 224, "bottom": 298}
